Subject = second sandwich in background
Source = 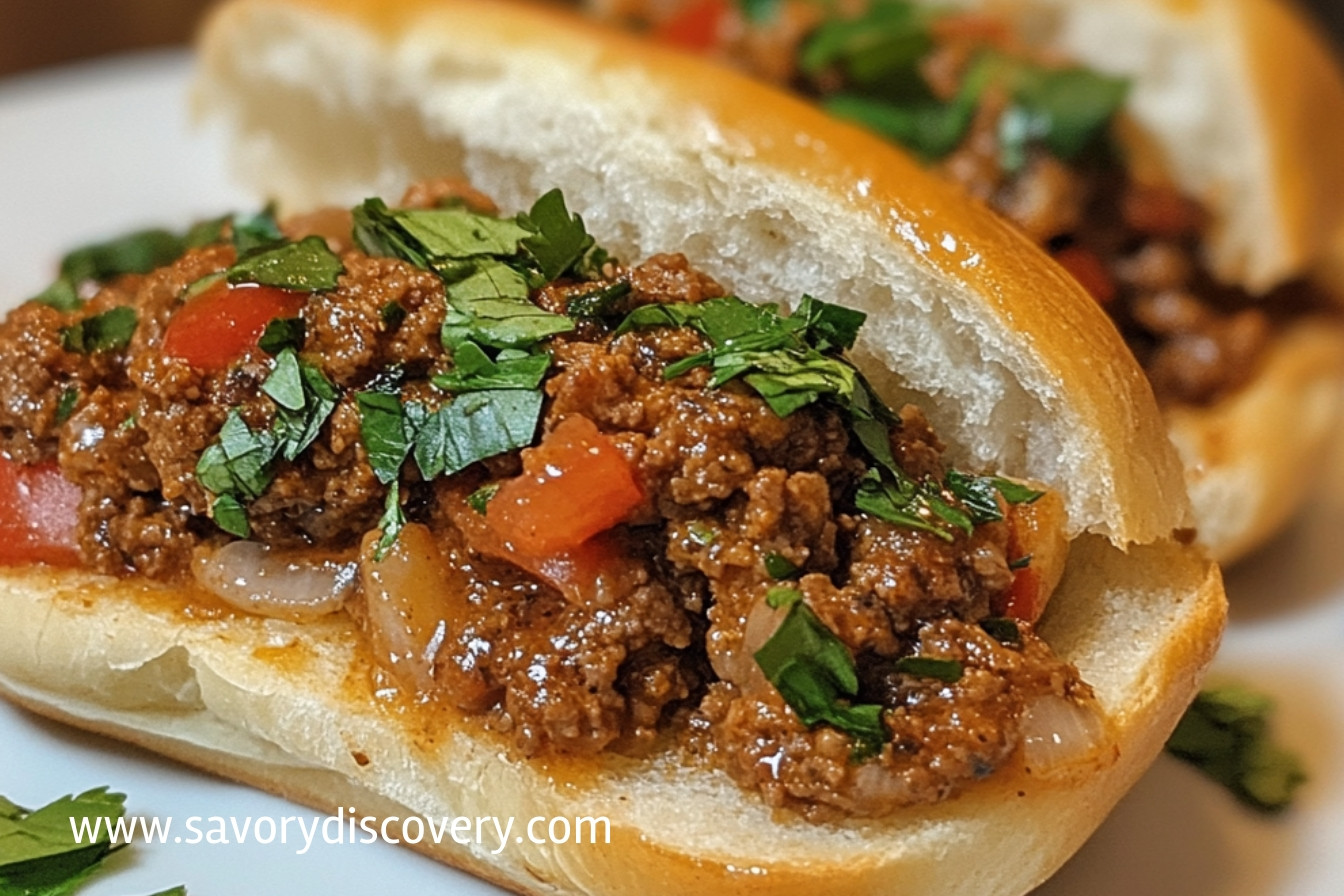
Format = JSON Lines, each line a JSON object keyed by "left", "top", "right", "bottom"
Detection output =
{"left": 591, "top": 0, "right": 1344, "bottom": 563}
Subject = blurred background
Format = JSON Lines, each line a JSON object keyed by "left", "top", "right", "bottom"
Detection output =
{"left": 0, "top": 0, "right": 1341, "bottom": 77}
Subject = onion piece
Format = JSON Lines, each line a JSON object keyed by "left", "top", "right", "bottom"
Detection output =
{"left": 192, "top": 541, "right": 357, "bottom": 621}
{"left": 1019, "top": 694, "right": 1105, "bottom": 772}
{"left": 357, "top": 523, "right": 458, "bottom": 699}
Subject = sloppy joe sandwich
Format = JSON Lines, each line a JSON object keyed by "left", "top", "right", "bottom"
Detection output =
{"left": 589, "top": 0, "right": 1344, "bottom": 562}
{"left": 0, "top": 2, "right": 1224, "bottom": 895}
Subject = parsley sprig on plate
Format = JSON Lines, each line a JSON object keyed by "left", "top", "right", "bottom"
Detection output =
{"left": 0, "top": 787, "right": 184, "bottom": 896}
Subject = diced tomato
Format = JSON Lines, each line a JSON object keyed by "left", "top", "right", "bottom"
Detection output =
{"left": 1054, "top": 246, "right": 1117, "bottom": 306}
{"left": 455, "top": 498, "right": 636, "bottom": 605}
{"left": 486, "top": 415, "right": 643, "bottom": 556}
{"left": 993, "top": 488, "right": 1069, "bottom": 623}
{"left": 653, "top": 0, "right": 729, "bottom": 52}
{"left": 0, "top": 457, "right": 81, "bottom": 567}
{"left": 1001, "top": 565, "right": 1042, "bottom": 623}
{"left": 162, "top": 280, "right": 307, "bottom": 371}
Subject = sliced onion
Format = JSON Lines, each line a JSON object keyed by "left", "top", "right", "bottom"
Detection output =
{"left": 192, "top": 541, "right": 357, "bottom": 621}
{"left": 358, "top": 523, "right": 459, "bottom": 699}
{"left": 1019, "top": 694, "right": 1105, "bottom": 772}
{"left": 708, "top": 592, "right": 787, "bottom": 696}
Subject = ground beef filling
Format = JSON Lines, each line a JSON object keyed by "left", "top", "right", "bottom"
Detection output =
{"left": 596, "top": 0, "right": 1310, "bottom": 406}
{"left": 0, "top": 208, "right": 1091, "bottom": 816}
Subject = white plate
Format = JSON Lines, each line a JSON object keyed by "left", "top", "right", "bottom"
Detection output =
{"left": 2, "top": 51, "right": 1342, "bottom": 896}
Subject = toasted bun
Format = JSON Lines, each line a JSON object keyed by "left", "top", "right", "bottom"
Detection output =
{"left": 950, "top": 0, "right": 1344, "bottom": 562}
{"left": 190, "top": 0, "right": 1344, "bottom": 562}
{"left": 0, "top": 535, "right": 1223, "bottom": 896}
{"left": 961, "top": 0, "right": 1344, "bottom": 294}
{"left": 193, "top": 0, "right": 1191, "bottom": 546}
{"left": 0, "top": 2, "right": 1228, "bottom": 895}
{"left": 1167, "top": 317, "right": 1344, "bottom": 562}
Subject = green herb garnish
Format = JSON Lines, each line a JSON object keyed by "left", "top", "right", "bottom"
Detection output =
{"left": 432, "top": 342, "right": 551, "bottom": 393}
{"left": 209, "top": 494, "right": 251, "bottom": 540}
{"left": 566, "top": 281, "right": 632, "bottom": 321}
{"left": 980, "top": 617, "right": 1021, "bottom": 646}
{"left": 262, "top": 349, "right": 339, "bottom": 461}
{"left": 0, "top": 788, "right": 186, "bottom": 896}
{"left": 799, "top": 0, "right": 934, "bottom": 90}
{"left": 1166, "top": 686, "right": 1308, "bottom": 813}
{"left": 372, "top": 480, "right": 406, "bottom": 562}
{"left": 764, "top": 552, "right": 802, "bottom": 580}
{"left": 32, "top": 220, "right": 226, "bottom": 310}
{"left": 803, "top": 1, "right": 1129, "bottom": 165}
{"left": 739, "top": 0, "right": 780, "bottom": 25}
{"left": 229, "top": 205, "right": 284, "bottom": 256}
{"left": 195, "top": 350, "right": 337, "bottom": 536}
{"left": 59, "top": 307, "right": 137, "bottom": 354}
{"left": 516, "top": 188, "right": 597, "bottom": 282}
{"left": 355, "top": 390, "right": 414, "bottom": 485}
{"left": 410, "top": 390, "right": 544, "bottom": 480}
{"left": 468, "top": 483, "right": 500, "bottom": 515}
{"left": 257, "top": 317, "right": 306, "bottom": 355}
{"left": 687, "top": 521, "right": 718, "bottom": 547}
{"left": 618, "top": 294, "right": 866, "bottom": 418}
{"left": 754, "top": 594, "right": 887, "bottom": 760}
{"left": 380, "top": 301, "right": 407, "bottom": 330}
{"left": 225, "top": 236, "right": 344, "bottom": 292}
{"left": 54, "top": 387, "right": 79, "bottom": 425}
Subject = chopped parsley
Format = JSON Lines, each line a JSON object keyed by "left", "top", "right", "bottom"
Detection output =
{"left": 764, "top": 552, "right": 801, "bottom": 580}
{"left": 432, "top": 343, "right": 551, "bottom": 393}
{"left": 59, "top": 307, "right": 137, "bottom": 354}
{"left": 980, "top": 617, "right": 1022, "bottom": 646}
{"left": 0, "top": 787, "right": 186, "bottom": 896}
{"left": 32, "top": 218, "right": 227, "bottom": 310}
{"left": 801, "top": 1, "right": 1129, "bottom": 165}
{"left": 228, "top": 205, "right": 284, "bottom": 256}
{"left": 225, "top": 235, "right": 344, "bottom": 292}
{"left": 263, "top": 349, "right": 339, "bottom": 461}
{"left": 467, "top": 483, "right": 500, "bottom": 515}
{"left": 409, "top": 390, "right": 544, "bottom": 480}
{"left": 372, "top": 480, "right": 407, "bottom": 561}
{"left": 893, "top": 656, "right": 964, "bottom": 683}
{"left": 617, "top": 294, "right": 866, "bottom": 417}
{"left": 1167, "top": 685, "right": 1308, "bottom": 813}
{"left": 516, "top": 188, "right": 599, "bottom": 282}
{"left": 355, "top": 390, "right": 415, "bottom": 485}
{"left": 54, "top": 387, "right": 79, "bottom": 425}
{"left": 566, "top": 281, "right": 632, "bottom": 322}
{"left": 754, "top": 589, "right": 887, "bottom": 760}
{"left": 195, "top": 350, "right": 337, "bottom": 537}
{"left": 257, "top": 316, "right": 305, "bottom": 355}
{"left": 618, "top": 294, "right": 1038, "bottom": 542}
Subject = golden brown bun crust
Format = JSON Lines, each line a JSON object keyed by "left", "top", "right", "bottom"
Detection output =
{"left": 1237, "top": 0, "right": 1344, "bottom": 289}
{"left": 1168, "top": 317, "right": 1344, "bottom": 562}
{"left": 0, "top": 537, "right": 1224, "bottom": 896}
{"left": 195, "top": 0, "right": 1191, "bottom": 546}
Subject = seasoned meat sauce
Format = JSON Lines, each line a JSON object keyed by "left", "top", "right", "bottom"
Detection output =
{"left": 595, "top": 0, "right": 1327, "bottom": 406}
{"left": 0, "top": 185, "right": 1092, "bottom": 818}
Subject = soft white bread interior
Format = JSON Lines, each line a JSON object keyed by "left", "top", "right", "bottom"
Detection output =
{"left": 1166, "top": 319, "right": 1344, "bottom": 562}
{"left": 935, "top": 0, "right": 1344, "bottom": 561}
{"left": 955, "top": 0, "right": 1344, "bottom": 295}
{"left": 192, "top": 0, "right": 1191, "bottom": 547}
{"left": 0, "top": 536, "right": 1223, "bottom": 896}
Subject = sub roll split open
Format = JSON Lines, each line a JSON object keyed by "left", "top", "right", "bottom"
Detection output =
{"left": 0, "top": 2, "right": 1225, "bottom": 895}
{"left": 589, "top": 0, "right": 1344, "bottom": 563}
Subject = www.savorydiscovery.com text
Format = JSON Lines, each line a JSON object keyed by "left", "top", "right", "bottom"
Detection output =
{"left": 72, "top": 806, "right": 611, "bottom": 855}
